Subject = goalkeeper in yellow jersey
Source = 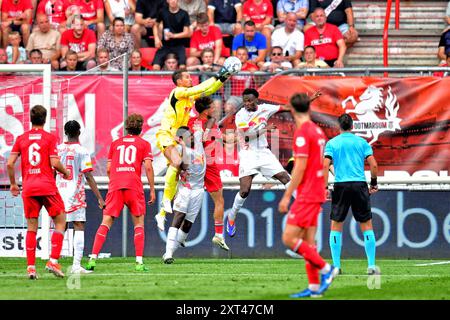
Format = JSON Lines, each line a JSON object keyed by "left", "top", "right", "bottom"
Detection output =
{"left": 155, "top": 66, "right": 234, "bottom": 231}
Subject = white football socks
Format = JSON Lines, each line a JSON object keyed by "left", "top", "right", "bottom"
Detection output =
{"left": 73, "top": 230, "right": 84, "bottom": 268}
{"left": 229, "top": 193, "right": 246, "bottom": 221}
{"left": 166, "top": 227, "right": 179, "bottom": 256}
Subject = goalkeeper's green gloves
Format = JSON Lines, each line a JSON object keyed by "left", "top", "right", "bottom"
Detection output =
{"left": 215, "top": 66, "right": 233, "bottom": 83}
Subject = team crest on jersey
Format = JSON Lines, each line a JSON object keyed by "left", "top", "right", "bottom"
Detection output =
{"left": 341, "top": 85, "right": 402, "bottom": 145}
{"left": 295, "top": 136, "right": 305, "bottom": 147}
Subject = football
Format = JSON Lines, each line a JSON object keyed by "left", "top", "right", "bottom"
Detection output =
{"left": 223, "top": 56, "right": 242, "bottom": 74}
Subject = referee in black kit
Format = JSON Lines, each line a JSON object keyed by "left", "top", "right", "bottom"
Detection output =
{"left": 323, "top": 114, "right": 379, "bottom": 275}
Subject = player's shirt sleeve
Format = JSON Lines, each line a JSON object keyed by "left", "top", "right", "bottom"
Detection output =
{"left": 10, "top": 136, "right": 21, "bottom": 155}
{"left": 174, "top": 77, "right": 223, "bottom": 100}
{"left": 262, "top": 103, "right": 282, "bottom": 118}
{"left": 363, "top": 140, "right": 373, "bottom": 158}
{"left": 293, "top": 128, "right": 309, "bottom": 158}
{"left": 107, "top": 142, "right": 113, "bottom": 162}
{"left": 143, "top": 140, "right": 153, "bottom": 161}
{"left": 80, "top": 148, "right": 93, "bottom": 173}
{"left": 48, "top": 135, "right": 59, "bottom": 158}
{"left": 324, "top": 140, "right": 333, "bottom": 159}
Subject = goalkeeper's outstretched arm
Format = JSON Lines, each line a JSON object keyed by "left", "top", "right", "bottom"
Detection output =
{"left": 174, "top": 77, "right": 224, "bottom": 100}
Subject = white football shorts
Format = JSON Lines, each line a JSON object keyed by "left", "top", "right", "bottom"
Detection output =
{"left": 173, "top": 185, "right": 204, "bottom": 223}
{"left": 66, "top": 207, "right": 86, "bottom": 222}
{"left": 238, "top": 148, "right": 285, "bottom": 178}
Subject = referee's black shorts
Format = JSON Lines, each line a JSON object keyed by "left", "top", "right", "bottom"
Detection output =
{"left": 330, "top": 181, "right": 372, "bottom": 223}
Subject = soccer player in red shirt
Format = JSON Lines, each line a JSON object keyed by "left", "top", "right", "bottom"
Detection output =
{"left": 7, "top": 105, "right": 70, "bottom": 279}
{"left": 279, "top": 93, "right": 338, "bottom": 298}
{"left": 187, "top": 96, "right": 229, "bottom": 251}
{"left": 86, "top": 114, "right": 156, "bottom": 272}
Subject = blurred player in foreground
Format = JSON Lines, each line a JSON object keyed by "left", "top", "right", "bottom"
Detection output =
{"left": 324, "top": 114, "right": 379, "bottom": 275}
{"left": 86, "top": 114, "right": 155, "bottom": 272}
{"left": 7, "top": 105, "right": 70, "bottom": 279}
{"left": 162, "top": 125, "right": 207, "bottom": 263}
{"left": 188, "top": 97, "right": 229, "bottom": 251}
{"left": 56, "top": 120, "right": 105, "bottom": 274}
{"left": 279, "top": 93, "right": 338, "bottom": 298}
{"left": 155, "top": 63, "right": 236, "bottom": 230}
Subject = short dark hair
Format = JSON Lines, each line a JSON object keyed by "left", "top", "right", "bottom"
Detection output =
{"left": 29, "top": 49, "right": 43, "bottom": 57}
{"left": 244, "top": 20, "right": 256, "bottom": 28}
{"left": 290, "top": 93, "right": 310, "bottom": 113}
{"left": 338, "top": 113, "right": 353, "bottom": 131}
{"left": 196, "top": 12, "right": 209, "bottom": 24}
{"left": 304, "top": 45, "right": 316, "bottom": 52}
{"left": 113, "top": 17, "right": 125, "bottom": 26}
{"left": 30, "top": 105, "right": 47, "bottom": 125}
{"left": 195, "top": 96, "right": 213, "bottom": 114}
{"left": 242, "top": 88, "right": 259, "bottom": 98}
{"left": 64, "top": 120, "right": 81, "bottom": 138}
{"left": 125, "top": 113, "right": 144, "bottom": 135}
{"left": 172, "top": 68, "right": 187, "bottom": 85}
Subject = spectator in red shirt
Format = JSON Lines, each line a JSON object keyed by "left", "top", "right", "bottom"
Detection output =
{"left": 304, "top": 7, "right": 346, "bottom": 68}
{"left": 242, "top": 0, "right": 274, "bottom": 51}
{"left": 186, "top": 12, "right": 224, "bottom": 68}
{"left": 60, "top": 15, "right": 97, "bottom": 70}
{"left": 66, "top": 0, "right": 106, "bottom": 39}
{"left": 1, "top": 0, "right": 33, "bottom": 47}
{"left": 36, "top": 0, "right": 67, "bottom": 34}
{"left": 0, "top": 48, "right": 9, "bottom": 63}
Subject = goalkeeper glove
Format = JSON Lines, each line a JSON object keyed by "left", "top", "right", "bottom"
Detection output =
{"left": 215, "top": 66, "right": 233, "bottom": 83}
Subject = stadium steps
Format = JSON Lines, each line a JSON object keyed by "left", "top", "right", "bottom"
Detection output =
{"left": 345, "top": 0, "right": 448, "bottom": 70}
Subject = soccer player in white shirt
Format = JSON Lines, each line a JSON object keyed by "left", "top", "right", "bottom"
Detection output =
{"left": 56, "top": 120, "right": 105, "bottom": 274}
{"left": 163, "top": 124, "right": 206, "bottom": 264}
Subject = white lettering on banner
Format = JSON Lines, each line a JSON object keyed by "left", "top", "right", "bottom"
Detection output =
{"left": 443, "top": 213, "right": 450, "bottom": 244}
{"left": 350, "top": 208, "right": 390, "bottom": 247}
{"left": 0, "top": 94, "right": 25, "bottom": 158}
{"left": 261, "top": 208, "right": 273, "bottom": 247}
{"left": 373, "top": 170, "right": 449, "bottom": 180}
{"left": 397, "top": 192, "right": 438, "bottom": 248}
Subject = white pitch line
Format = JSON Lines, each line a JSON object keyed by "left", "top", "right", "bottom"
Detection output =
{"left": 0, "top": 273, "right": 446, "bottom": 278}
{"left": 414, "top": 261, "right": 450, "bottom": 267}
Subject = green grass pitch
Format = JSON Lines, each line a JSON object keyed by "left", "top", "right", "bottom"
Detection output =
{"left": 0, "top": 257, "right": 449, "bottom": 300}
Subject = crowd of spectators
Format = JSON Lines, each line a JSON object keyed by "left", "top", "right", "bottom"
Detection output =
{"left": 0, "top": 0, "right": 362, "bottom": 71}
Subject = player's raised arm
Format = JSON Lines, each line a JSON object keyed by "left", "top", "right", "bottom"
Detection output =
{"left": 85, "top": 172, "right": 106, "bottom": 209}
{"left": 7, "top": 153, "right": 20, "bottom": 196}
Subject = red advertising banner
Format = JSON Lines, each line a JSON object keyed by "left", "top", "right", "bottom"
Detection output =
{"left": 1, "top": 74, "right": 449, "bottom": 184}
{"left": 259, "top": 76, "right": 450, "bottom": 177}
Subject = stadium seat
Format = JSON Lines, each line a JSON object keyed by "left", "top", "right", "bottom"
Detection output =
{"left": 139, "top": 47, "right": 157, "bottom": 69}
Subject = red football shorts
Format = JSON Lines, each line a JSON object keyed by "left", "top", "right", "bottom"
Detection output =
{"left": 204, "top": 164, "right": 223, "bottom": 193}
{"left": 104, "top": 189, "right": 146, "bottom": 217}
{"left": 22, "top": 194, "right": 65, "bottom": 219}
{"left": 287, "top": 201, "right": 323, "bottom": 228}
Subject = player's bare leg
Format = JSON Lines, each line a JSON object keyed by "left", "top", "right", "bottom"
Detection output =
{"left": 86, "top": 215, "right": 115, "bottom": 271}
{"left": 131, "top": 215, "right": 148, "bottom": 271}
{"left": 163, "top": 211, "right": 186, "bottom": 264}
{"left": 26, "top": 218, "right": 39, "bottom": 279}
{"left": 209, "top": 189, "right": 229, "bottom": 250}
{"left": 227, "top": 175, "right": 255, "bottom": 237}
{"left": 70, "top": 221, "right": 92, "bottom": 274}
{"left": 273, "top": 171, "right": 296, "bottom": 197}
{"left": 45, "top": 212, "right": 67, "bottom": 278}
{"left": 156, "top": 145, "right": 182, "bottom": 231}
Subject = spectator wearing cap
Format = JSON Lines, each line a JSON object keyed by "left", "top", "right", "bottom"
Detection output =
{"left": 304, "top": 7, "right": 346, "bottom": 68}
{"left": 97, "top": 17, "right": 135, "bottom": 70}
{"left": 276, "top": 0, "right": 308, "bottom": 29}
{"left": 207, "top": 0, "right": 243, "bottom": 37}
{"left": 187, "top": 12, "right": 224, "bottom": 68}
{"left": 271, "top": 12, "right": 303, "bottom": 67}
{"left": 307, "top": 0, "right": 358, "bottom": 47}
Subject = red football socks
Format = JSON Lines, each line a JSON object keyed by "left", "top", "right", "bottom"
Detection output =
{"left": 293, "top": 239, "right": 326, "bottom": 270}
{"left": 214, "top": 220, "right": 224, "bottom": 235}
{"left": 50, "top": 230, "right": 64, "bottom": 260}
{"left": 92, "top": 224, "right": 110, "bottom": 256}
{"left": 134, "top": 226, "right": 145, "bottom": 257}
{"left": 26, "top": 231, "right": 37, "bottom": 266}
